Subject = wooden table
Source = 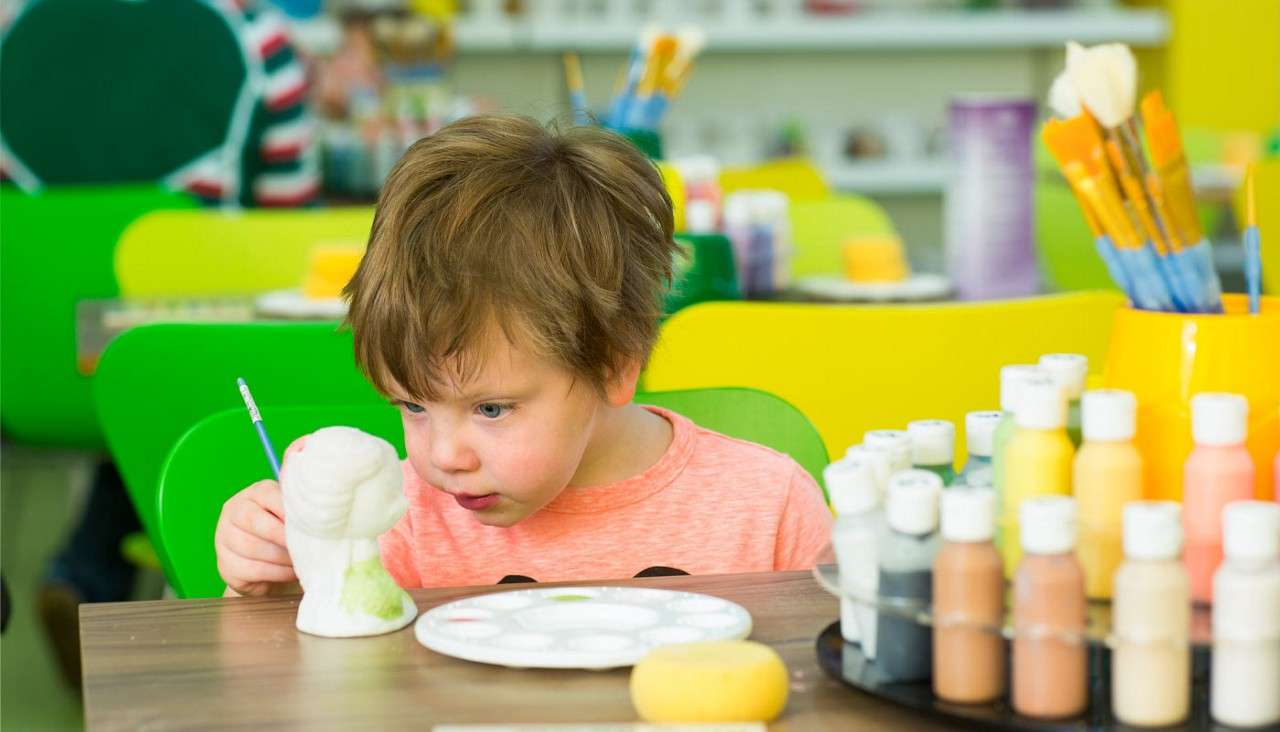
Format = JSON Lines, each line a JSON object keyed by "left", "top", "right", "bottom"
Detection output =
{"left": 80, "top": 571, "right": 950, "bottom": 731}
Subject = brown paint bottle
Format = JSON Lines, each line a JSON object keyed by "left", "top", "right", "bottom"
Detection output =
{"left": 933, "top": 488, "right": 1005, "bottom": 704}
{"left": 1012, "top": 496, "right": 1087, "bottom": 720}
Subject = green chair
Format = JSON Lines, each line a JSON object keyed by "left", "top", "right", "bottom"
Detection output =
{"left": 0, "top": 186, "right": 193, "bottom": 448}
{"left": 788, "top": 194, "right": 897, "bottom": 278}
{"left": 92, "top": 321, "right": 384, "bottom": 573}
{"left": 158, "top": 388, "right": 829, "bottom": 598}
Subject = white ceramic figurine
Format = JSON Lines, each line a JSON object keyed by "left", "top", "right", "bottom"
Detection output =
{"left": 281, "top": 426, "right": 417, "bottom": 637}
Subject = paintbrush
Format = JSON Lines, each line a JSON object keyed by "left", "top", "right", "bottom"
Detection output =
{"left": 626, "top": 34, "right": 678, "bottom": 129}
{"left": 563, "top": 52, "right": 589, "bottom": 126}
{"left": 1245, "top": 164, "right": 1262, "bottom": 314}
{"left": 607, "top": 26, "right": 660, "bottom": 130}
{"left": 638, "top": 27, "right": 706, "bottom": 130}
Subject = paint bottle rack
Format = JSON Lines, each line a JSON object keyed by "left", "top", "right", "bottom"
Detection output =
{"left": 811, "top": 563, "right": 1231, "bottom": 731}
{"left": 812, "top": 562, "right": 1214, "bottom": 649}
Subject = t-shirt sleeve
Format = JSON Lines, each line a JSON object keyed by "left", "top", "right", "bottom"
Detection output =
{"left": 773, "top": 463, "right": 834, "bottom": 571}
{"left": 379, "top": 509, "right": 422, "bottom": 589}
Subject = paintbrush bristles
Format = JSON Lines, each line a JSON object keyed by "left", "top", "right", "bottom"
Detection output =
{"left": 1049, "top": 71, "right": 1082, "bottom": 119}
{"left": 1066, "top": 41, "right": 1137, "bottom": 129}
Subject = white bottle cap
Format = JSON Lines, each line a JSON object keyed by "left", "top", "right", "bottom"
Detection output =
{"left": 864, "top": 429, "right": 910, "bottom": 451}
{"left": 864, "top": 428, "right": 912, "bottom": 471}
{"left": 941, "top": 488, "right": 996, "bottom": 543}
{"left": 846, "top": 443, "right": 893, "bottom": 495}
{"left": 907, "top": 420, "right": 955, "bottom": 466}
{"left": 823, "top": 456, "right": 879, "bottom": 517}
{"left": 1122, "top": 501, "right": 1183, "bottom": 560}
{"left": 1222, "top": 500, "right": 1280, "bottom": 562}
{"left": 1014, "top": 376, "right": 1067, "bottom": 430}
{"left": 684, "top": 199, "right": 718, "bottom": 234}
{"left": 964, "top": 411, "right": 1002, "bottom": 457}
{"left": 1191, "top": 392, "right": 1248, "bottom": 447}
{"left": 1039, "top": 353, "right": 1088, "bottom": 400}
{"left": 722, "top": 195, "right": 752, "bottom": 227}
{"left": 885, "top": 469, "right": 943, "bottom": 536}
{"left": 1082, "top": 389, "right": 1137, "bottom": 442}
{"left": 999, "top": 364, "right": 1042, "bottom": 412}
{"left": 1020, "top": 496, "right": 1078, "bottom": 555}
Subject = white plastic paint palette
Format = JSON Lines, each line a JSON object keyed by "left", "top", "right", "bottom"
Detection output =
{"left": 414, "top": 586, "right": 753, "bottom": 669}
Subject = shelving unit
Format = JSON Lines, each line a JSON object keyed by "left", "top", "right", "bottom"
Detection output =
{"left": 454, "top": 8, "right": 1169, "bottom": 52}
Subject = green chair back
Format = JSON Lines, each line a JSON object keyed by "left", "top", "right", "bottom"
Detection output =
{"left": 159, "top": 388, "right": 828, "bottom": 598}
{"left": 92, "top": 321, "right": 383, "bottom": 568}
{"left": 0, "top": 186, "right": 193, "bottom": 448}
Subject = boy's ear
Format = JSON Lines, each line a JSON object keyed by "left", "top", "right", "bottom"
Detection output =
{"left": 603, "top": 357, "right": 644, "bottom": 407}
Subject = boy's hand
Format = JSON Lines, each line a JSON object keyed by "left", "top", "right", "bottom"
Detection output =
{"left": 215, "top": 480, "right": 298, "bottom": 597}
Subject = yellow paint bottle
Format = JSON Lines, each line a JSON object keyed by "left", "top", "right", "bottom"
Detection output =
{"left": 1001, "top": 375, "right": 1075, "bottom": 577}
{"left": 1074, "top": 390, "right": 1144, "bottom": 599}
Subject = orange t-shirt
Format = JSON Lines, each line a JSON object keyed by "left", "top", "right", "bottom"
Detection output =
{"left": 379, "top": 407, "right": 832, "bottom": 588}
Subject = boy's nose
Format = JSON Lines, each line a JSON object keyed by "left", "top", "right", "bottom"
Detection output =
{"left": 429, "top": 432, "right": 480, "bottom": 474}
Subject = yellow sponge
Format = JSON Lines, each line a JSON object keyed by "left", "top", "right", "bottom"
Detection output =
{"left": 630, "top": 640, "right": 789, "bottom": 723}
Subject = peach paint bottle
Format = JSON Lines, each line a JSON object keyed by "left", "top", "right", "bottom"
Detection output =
{"left": 1183, "top": 393, "right": 1255, "bottom": 604}
{"left": 1012, "top": 496, "right": 1087, "bottom": 720}
{"left": 1074, "top": 389, "right": 1143, "bottom": 600}
{"left": 1112, "top": 501, "right": 1190, "bottom": 727}
{"left": 933, "top": 488, "right": 1005, "bottom": 704}
{"left": 1212, "top": 501, "right": 1280, "bottom": 728}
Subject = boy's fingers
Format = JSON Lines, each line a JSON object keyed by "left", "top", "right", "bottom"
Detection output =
{"left": 233, "top": 503, "right": 288, "bottom": 547}
{"left": 220, "top": 554, "right": 297, "bottom": 587}
{"left": 221, "top": 524, "right": 293, "bottom": 566}
{"left": 247, "top": 480, "right": 286, "bottom": 519}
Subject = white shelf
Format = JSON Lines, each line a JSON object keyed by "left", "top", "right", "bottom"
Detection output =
{"left": 455, "top": 8, "right": 1169, "bottom": 53}
{"left": 825, "top": 161, "right": 1236, "bottom": 197}
{"left": 824, "top": 160, "right": 947, "bottom": 195}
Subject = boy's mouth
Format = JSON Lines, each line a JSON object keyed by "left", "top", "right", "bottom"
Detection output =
{"left": 454, "top": 493, "right": 500, "bottom": 511}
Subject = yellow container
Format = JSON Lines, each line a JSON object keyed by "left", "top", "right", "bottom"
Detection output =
{"left": 1103, "top": 295, "right": 1280, "bottom": 502}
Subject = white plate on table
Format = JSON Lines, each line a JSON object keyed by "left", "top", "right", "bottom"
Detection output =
{"left": 254, "top": 289, "right": 348, "bottom": 320}
{"left": 791, "top": 273, "right": 951, "bottom": 302}
{"left": 414, "top": 586, "right": 753, "bottom": 670}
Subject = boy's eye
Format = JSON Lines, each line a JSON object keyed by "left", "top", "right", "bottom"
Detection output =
{"left": 476, "top": 403, "right": 509, "bottom": 419}
{"left": 400, "top": 401, "right": 425, "bottom": 414}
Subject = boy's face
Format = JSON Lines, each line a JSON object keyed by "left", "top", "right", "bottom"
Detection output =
{"left": 389, "top": 332, "right": 624, "bottom": 528}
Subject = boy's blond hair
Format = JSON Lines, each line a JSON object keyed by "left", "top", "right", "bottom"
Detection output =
{"left": 344, "top": 114, "right": 677, "bottom": 400}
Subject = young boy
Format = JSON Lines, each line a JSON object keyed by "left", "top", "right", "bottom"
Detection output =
{"left": 215, "top": 115, "right": 832, "bottom": 595}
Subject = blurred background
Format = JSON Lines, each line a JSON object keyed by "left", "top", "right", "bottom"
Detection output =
{"left": 1, "top": 0, "right": 1277, "bottom": 728}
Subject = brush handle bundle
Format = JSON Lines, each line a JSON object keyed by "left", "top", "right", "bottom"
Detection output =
{"left": 1043, "top": 90, "right": 1224, "bottom": 314}
{"left": 601, "top": 28, "right": 703, "bottom": 133}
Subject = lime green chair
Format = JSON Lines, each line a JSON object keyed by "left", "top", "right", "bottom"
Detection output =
{"left": 647, "top": 291, "right": 1124, "bottom": 461}
{"left": 0, "top": 186, "right": 194, "bottom": 448}
{"left": 158, "top": 388, "right": 828, "bottom": 598}
{"left": 92, "top": 321, "right": 384, "bottom": 572}
{"left": 114, "top": 207, "right": 374, "bottom": 297}
{"left": 788, "top": 194, "right": 897, "bottom": 278}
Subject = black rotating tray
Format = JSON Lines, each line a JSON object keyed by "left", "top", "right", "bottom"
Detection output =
{"left": 814, "top": 622, "right": 1248, "bottom": 731}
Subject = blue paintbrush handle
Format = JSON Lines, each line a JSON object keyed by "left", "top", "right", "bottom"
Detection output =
{"left": 1245, "top": 227, "right": 1262, "bottom": 314}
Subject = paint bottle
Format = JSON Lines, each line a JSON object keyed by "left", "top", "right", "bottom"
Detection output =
{"left": 876, "top": 469, "right": 943, "bottom": 682}
{"left": 1112, "top": 501, "right": 1190, "bottom": 727}
{"left": 933, "top": 488, "right": 1005, "bottom": 704}
{"left": 1012, "top": 496, "right": 1087, "bottom": 720}
{"left": 992, "top": 364, "right": 1043, "bottom": 549}
{"left": 825, "top": 456, "right": 882, "bottom": 656}
{"left": 1074, "top": 389, "right": 1144, "bottom": 599}
{"left": 1039, "top": 353, "right": 1088, "bottom": 447}
{"left": 1001, "top": 375, "right": 1074, "bottom": 577}
{"left": 908, "top": 419, "right": 956, "bottom": 485}
{"left": 1184, "top": 392, "right": 1255, "bottom": 603}
{"left": 864, "top": 429, "right": 912, "bottom": 475}
{"left": 1212, "top": 500, "right": 1280, "bottom": 729}
{"left": 958, "top": 410, "right": 1001, "bottom": 488}
{"left": 846, "top": 443, "right": 893, "bottom": 502}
